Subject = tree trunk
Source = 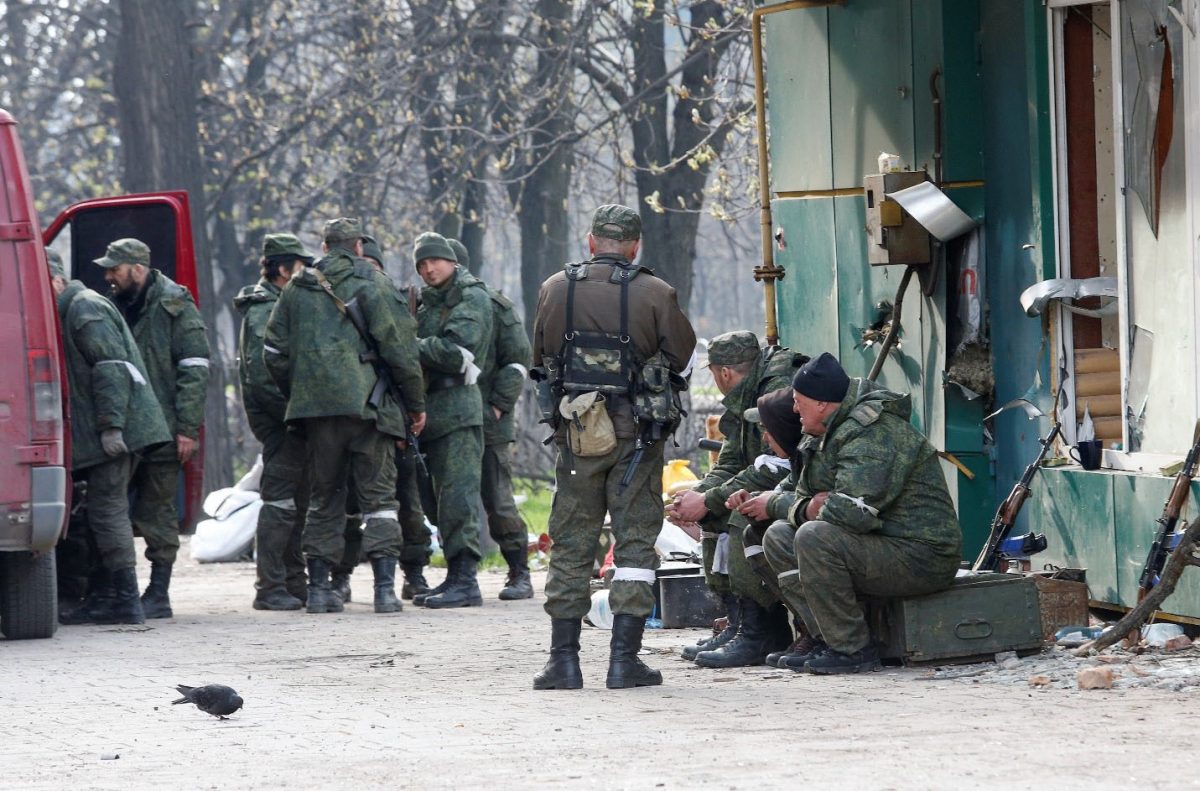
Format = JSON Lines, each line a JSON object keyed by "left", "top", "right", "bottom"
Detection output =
{"left": 114, "top": 0, "right": 233, "bottom": 490}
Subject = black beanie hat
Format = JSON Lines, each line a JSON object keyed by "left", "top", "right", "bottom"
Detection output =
{"left": 791, "top": 352, "right": 850, "bottom": 403}
{"left": 756, "top": 389, "right": 805, "bottom": 455}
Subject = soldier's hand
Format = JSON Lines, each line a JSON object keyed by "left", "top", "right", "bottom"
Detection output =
{"left": 492, "top": 406, "right": 504, "bottom": 421}
{"left": 724, "top": 489, "right": 751, "bottom": 510}
{"left": 100, "top": 429, "right": 128, "bottom": 458}
{"left": 736, "top": 492, "right": 772, "bottom": 522}
{"left": 677, "top": 521, "right": 703, "bottom": 541}
{"left": 409, "top": 411, "right": 427, "bottom": 436}
{"left": 805, "top": 491, "right": 830, "bottom": 521}
{"left": 672, "top": 489, "right": 708, "bottom": 522}
{"left": 176, "top": 434, "right": 199, "bottom": 463}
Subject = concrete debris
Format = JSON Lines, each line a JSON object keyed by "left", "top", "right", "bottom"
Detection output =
{"left": 1028, "top": 675, "right": 1051, "bottom": 687}
{"left": 1163, "top": 635, "right": 1193, "bottom": 653}
{"left": 1077, "top": 666, "right": 1117, "bottom": 690}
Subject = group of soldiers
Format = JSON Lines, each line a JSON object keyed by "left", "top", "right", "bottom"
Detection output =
{"left": 529, "top": 204, "right": 963, "bottom": 689}
{"left": 50, "top": 239, "right": 210, "bottom": 624}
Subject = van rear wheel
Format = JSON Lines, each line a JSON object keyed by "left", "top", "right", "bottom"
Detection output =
{"left": 0, "top": 551, "right": 58, "bottom": 639}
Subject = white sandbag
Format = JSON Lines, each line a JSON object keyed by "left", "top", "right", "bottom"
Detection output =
{"left": 202, "top": 487, "right": 260, "bottom": 520}
{"left": 233, "top": 455, "right": 265, "bottom": 492}
{"left": 192, "top": 499, "right": 262, "bottom": 563}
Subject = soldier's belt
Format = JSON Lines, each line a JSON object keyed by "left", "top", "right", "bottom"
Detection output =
{"left": 428, "top": 373, "right": 467, "bottom": 392}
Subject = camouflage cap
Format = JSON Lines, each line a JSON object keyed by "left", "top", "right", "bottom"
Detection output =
{"left": 591, "top": 204, "right": 641, "bottom": 241}
{"left": 706, "top": 331, "right": 761, "bottom": 367}
{"left": 94, "top": 238, "right": 150, "bottom": 269}
{"left": 361, "top": 234, "right": 384, "bottom": 264}
{"left": 323, "top": 217, "right": 363, "bottom": 243}
{"left": 411, "top": 231, "right": 457, "bottom": 268}
{"left": 262, "top": 233, "right": 313, "bottom": 261}
{"left": 45, "top": 249, "right": 66, "bottom": 279}
{"left": 447, "top": 238, "right": 470, "bottom": 270}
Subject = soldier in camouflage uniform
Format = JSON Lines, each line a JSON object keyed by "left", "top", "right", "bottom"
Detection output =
{"left": 761, "top": 353, "right": 961, "bottom": 674}
{"left": 411, "top": 232, "right": 493, "bottom": 609}
{"left": 101, "top": 238, "right": 210, "bottom": 620}
{"left": 234, "top": 233, "right": 314, "bottom": 610}
{"left": 333, "top": 234, "right": 432, "bottom": 602}
{"left": 531, "top": 205, "right": 696, "bottom": 691}
{"left": 447, "top": 238, "right": 534, "bottom": 601}
{"left": 264, "top": 218, "right": 426, "bottom": 614}
{"left": 665, "top": 331, "right": 804, "bottom": 667}
{"left": 49, "top": 252, "right": 171, "bottom": 625}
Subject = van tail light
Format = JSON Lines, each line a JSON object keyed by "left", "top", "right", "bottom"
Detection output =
{"left": 28, "top": 348, "right": 62, "bottom": 441}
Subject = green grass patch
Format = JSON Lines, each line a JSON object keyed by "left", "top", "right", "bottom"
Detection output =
{"left": 515, "top": 477, "right": 554, "bottom": 535}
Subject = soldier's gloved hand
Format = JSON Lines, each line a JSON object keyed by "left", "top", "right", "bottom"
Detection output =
{"left": 100, "top": 429, "right": 128, "bottom": 457}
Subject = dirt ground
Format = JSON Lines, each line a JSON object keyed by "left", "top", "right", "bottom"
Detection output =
{"left": 4, "top": 541, "right": 1199, "bottom": 791}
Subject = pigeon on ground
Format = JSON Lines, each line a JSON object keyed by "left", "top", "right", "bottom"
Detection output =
{"left": 172, "top": 684, "right": 244, "bottom": 719}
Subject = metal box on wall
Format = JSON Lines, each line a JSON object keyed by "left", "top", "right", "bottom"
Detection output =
{"left": 867, "top": 573, "right": 1044, "bottom": 665}
{"left": 864, "top": 171, "right": 932, "bottom": 266}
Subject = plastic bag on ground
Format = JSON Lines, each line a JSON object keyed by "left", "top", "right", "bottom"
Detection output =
{"left": 191, "top": 498, "right": 261, "bottom": 563}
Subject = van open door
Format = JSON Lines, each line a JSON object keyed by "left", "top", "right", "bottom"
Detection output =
{"left": 43, "top": 192, "right": 205, "bottom": 534}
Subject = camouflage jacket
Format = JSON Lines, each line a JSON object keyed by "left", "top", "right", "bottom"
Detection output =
{"left": 417, "top": 266, "right": 494, "bottom": 442}
{"left": 479, "top": 288, "right": 531, "bottom": 446}
{"left": 694, "top": 347, "right": 802, "bottom": 517}
{"left": 233, "top": 278, "right": 286, "bottom": 443}
{"left": 118, "top": 269, "right": 210, "bottom": 461}
{"left": 264, "top": 250, "right": 425, "bottom": 438}
{"left": 767, "top": 378, "right": 961, "bottom": 557}
{"left": 58, "top": 280, "right": 171, "bottom": 470}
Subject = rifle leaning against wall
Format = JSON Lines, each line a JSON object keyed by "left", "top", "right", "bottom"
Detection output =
{"left": 972, "top": 411, "right": 1060, "bottom": 573}
{"left": 1136, "top": 421, "right": 1200, "bottom": 599}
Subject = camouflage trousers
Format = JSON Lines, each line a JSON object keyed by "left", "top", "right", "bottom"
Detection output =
{"left": 422, "top": 426, "right": 484, "bottom": 562}
{"left": 763, "top": 519, "right": 959, "bottom": 653}
{"left": 302, "top": 416, "right": 402, "bottom": 564}
{"left": 699, "top": 511, "right": 778, "bottom": 608}
{"left": 544, "top": 437, "right": 663, "bottom": 621}
{"left": 481, "top": 443, "right": 527, "bottom": 555}
{"left": 79, "top": 454, "right": 137, "bottom": 572}
{"left": 256, "top": 428, "right": 306, "bottom": 597}
{"left": 131, "top": 457, "right": 181, "bottom": 566}
{"left": 336, "top": 445, "right": 430, "bottom": 575}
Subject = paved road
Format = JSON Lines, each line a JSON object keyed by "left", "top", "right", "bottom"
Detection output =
{"left": 3, "top": 542, "right": 1195, "bottom": 790}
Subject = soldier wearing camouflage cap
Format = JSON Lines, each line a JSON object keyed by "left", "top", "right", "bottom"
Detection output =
{"left": 410, "top": 231, "right": 495, "bottom": 610}
{"left": 264, "top": 217, "right": 427, "bottom": 615}
{"left": 448, "top": 238, "right": 536, "bottom": 602}
{"left": 760, "top": 353, "right": 961, "bottom": 674}
{"left": 665, "top": 331, "right": 808, "bottom": 669}
{"left": 101, "top": 237, "right": 211, "bottom": 619}
{"left": 234, "top": 233, "right": 314, "bottom": 610}
{"left": 531, "top": 204, "right": 696, "bottom": 691}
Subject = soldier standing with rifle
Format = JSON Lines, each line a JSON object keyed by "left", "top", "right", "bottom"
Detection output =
{"left": 234, "top": 233, "right": 314, "bottom": 610}
{"left": 264, "top": 218, "right": 426, "bottom": 614}
{"left": 530, "top": 205, "right": 696, "bottom": 691}
{"left": 447, "top": 238, "right": 535, "bottom": 601}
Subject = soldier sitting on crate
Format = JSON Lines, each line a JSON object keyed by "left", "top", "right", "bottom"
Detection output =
{"left": 760, "top": 353, "right": 962, "bottom": 675}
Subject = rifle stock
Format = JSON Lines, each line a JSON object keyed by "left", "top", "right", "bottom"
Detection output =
{"left": 1136, "top": 421, "right": 1200, "bottom": 598}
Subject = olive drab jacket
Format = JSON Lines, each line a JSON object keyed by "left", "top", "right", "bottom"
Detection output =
{"left": 693, "top": 347, "right": 804, "bottom": 517}
{"left": 479, "top": 288, "right": 531, "bottom": 446}
{"left": 532, "top": 254, "right": 696, "bottom": 439}
{"left": 766, "top": 377, "right": 961, "bottom": 558}
{"left": 233, "top": 279, "right": 287, "bottom": 444}
{"left": 116, "top": 269, "right": 210, "bottom": 462}
{"left": 58, "top": 280, "right": 171, "bottom": 470}
{"left": 263, "top": 249, "right": 425, "bottom": 438}
{"left": 417, "top": 266, "right": 494, "bottom": 442}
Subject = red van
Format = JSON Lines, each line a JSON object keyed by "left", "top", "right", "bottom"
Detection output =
{"left": 0, "top": 109, "right": 204, "bottom": 639}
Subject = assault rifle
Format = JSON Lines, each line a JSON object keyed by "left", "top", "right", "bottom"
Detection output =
{"left": 1137, "top": 422, "right": 1200, "bottom": 598}
{"left": 972, "top": 416, "right": 1061, "bottom": 573}
{"left": 343, "top": 296, "right": 427, "bottom": 477}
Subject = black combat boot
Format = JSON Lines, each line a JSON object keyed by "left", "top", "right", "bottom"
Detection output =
{"left": 370, "top": 555, "right": 403, "bottom": 613}
{"left": 253, "top": 589, "right": 303, "bottom": 611}
{"left": 413, "top": 563, "right": 454, "bottom": 607}
{"left": 424, "top": 554, "right": 483, "bottom": 609}
{"left": 533, "top": 619, "right": 584, "bottom": 690}
{"left": 780, "top": 638, "right": 829, "bottom": 671}
{"left": 681, "top": 593, "right": 740, "bottom": 660}
{"left": 107, "top": 567, "right": 147, "bottom": 624}
{"left": 606, "top": 613, "right": 663, "bottom": 689}
{"left": 767, "top": 616, "right": 814, "bottom": 667}
{"left": 141, "top": 563, "right": 173, "bottom": 619}
{"left": 305, "top": 557, "right": 344, "bottom": 614}
{"left": 804, "top": 643, "right": 881, "bottom": 675}
{"left": 331, "top": 571, "right": 352, "bottom": 604}
{"left": 59, "top": 567, "right": 114, "bottom": 625}
{"left": 694, "top": 598, "right": 775, "bottom": 668}
{"left": 401, "top": 563, "right": 430, "bottom": 600}
{"left": 498, "top": 547, "right": 534, "bottom": 601}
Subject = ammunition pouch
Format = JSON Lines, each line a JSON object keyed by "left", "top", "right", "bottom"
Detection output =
{"left": 559, "top": 391, "right": 617, "bottom": 458}
{"left": 632, "top": 355, "right": 686, "bottom": 435}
